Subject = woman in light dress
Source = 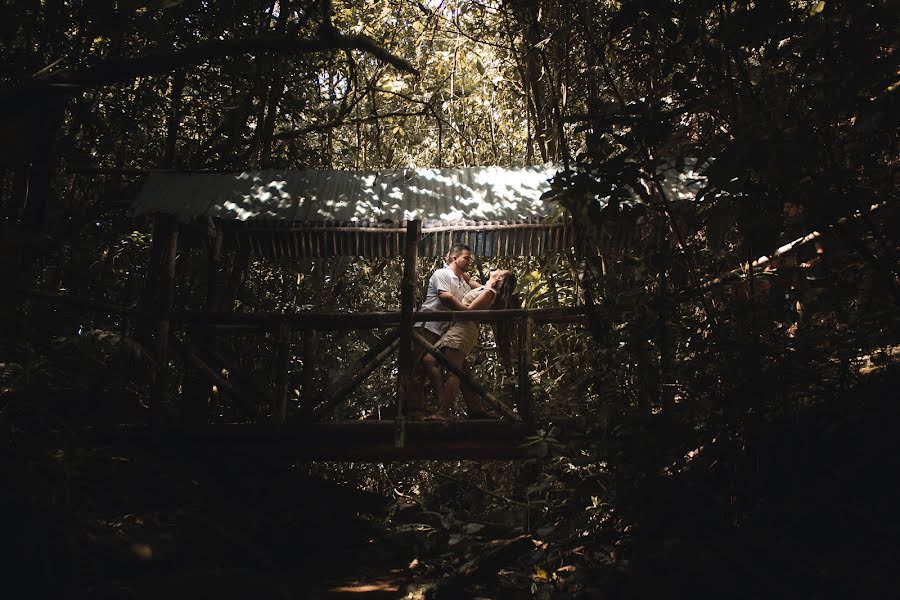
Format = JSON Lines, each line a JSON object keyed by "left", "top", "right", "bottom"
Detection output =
{"left": 423, "top": 269, "right": 518, "bottom": 420}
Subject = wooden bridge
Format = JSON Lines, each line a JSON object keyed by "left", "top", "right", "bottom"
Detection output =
{"left": 6, "top": 165, "right": 860, "bottom": 459}
{"left": 138, "top": 216, "right": 586, "bottom": 460}
{"left": 127, "top": 166, "right": 588, "bottom": 460}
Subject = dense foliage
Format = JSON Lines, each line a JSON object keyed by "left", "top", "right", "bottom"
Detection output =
{"left": 1, "top": 0, "right": 898, "bottom": 598}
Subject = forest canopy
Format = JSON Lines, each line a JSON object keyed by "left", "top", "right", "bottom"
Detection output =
{"left": 1, "top": 0, "right": 898, "bottom": 598}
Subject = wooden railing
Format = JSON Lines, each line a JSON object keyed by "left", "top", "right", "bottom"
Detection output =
{"left": 1, "top": 214, "right": 585, "bottom": 446}
{"left": 167, "top": 305, "right": 586, "bottom": 328}
{"left": 0, "top": 280, "right": 584, "bottom": 440}
{"left": 5, "top": 201, "right": 890, "bottom": 452}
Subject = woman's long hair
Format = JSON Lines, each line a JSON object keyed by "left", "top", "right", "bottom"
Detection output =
{"left": 490, "top": 273, "right": 520, "bottom": 366}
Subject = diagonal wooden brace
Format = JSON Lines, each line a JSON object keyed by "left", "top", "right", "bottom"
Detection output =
{"left": 411, "top": 330, "right": 519, "bottom": 420}
{"left": 312, "top": 331, "right": 401, "bottom": 419}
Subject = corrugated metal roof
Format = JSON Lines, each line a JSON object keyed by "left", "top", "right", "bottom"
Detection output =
{"left": 131, "top": 162, "right": 706, "bottom": 257}
{"left": 132, "top": 164, "right": 562, "bottom": 224}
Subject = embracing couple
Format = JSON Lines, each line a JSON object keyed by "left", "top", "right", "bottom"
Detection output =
{"left": 409, "top": 243, "right": 518, "bottom": 421}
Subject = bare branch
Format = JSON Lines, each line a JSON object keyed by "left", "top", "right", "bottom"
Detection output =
{"left": 62, "top": 33, "right": 419, "bottom": 86}
{"left": 0, "top": 32, "right": 419, "bottom": 110}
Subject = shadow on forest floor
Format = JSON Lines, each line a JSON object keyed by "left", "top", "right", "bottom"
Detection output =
{"left": 3, "top": 359, "right": 900, "bottom": 599}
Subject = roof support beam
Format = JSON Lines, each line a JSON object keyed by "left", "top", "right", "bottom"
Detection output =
{"left": 517, "top": 317, "right": 535, "bottom": 429}
{"left": 395, "top": 220, "right": 421, "bottom": 446}
{"left": 151, "top": 215, "right": 178, "bottom": 429}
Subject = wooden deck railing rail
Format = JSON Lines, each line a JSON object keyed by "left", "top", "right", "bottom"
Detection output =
{"left": 5, "top": 201, "right": 891, "bottom": 456}
{"left": 168, "top": 305, "right": 587, "bottom": 328}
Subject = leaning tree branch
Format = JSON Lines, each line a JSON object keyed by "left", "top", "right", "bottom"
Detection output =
{"left": 1, "top": 32, "right": 418, "bottom": 109}
{"left": 64, "top": 33, "right": 420, "bottom": 85}
{"left": 698, "top": 202, "right": 892, "bottom": 292}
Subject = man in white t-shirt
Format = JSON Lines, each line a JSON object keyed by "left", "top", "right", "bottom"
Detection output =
{"left": 408, "top": 243, "right": 473, "bottom": 417}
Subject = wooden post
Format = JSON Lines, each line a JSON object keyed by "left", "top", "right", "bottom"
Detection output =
{"left": 275, "top": 320, "right": 291, "bottom": 424}
{"left": 151, "top": 215, "right": 178, "bottom": 429}
{"left": 395, "top": 220, "right": 421, "bottom": 447}
{"left": 301, "top": 328, "right": 317, "bottom": 409}
{"left": 207, "top": 223, "right": 224, "bottom": 311}
{"left": 201, "top": 223, "right": 223, "bottom": 420}
{"left": 181, "top": 222, "right": 224, "bottom": 425}
{"left": 517, "top": 317, "right": 534, "bottom": 429}
{"left": 313, "top": 335, "right": 399, "bottom": 419}
{"left": 136, "top": 219, "right": 164, "bottom": 344}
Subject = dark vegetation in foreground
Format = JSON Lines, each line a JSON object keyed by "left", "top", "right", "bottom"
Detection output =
{"left": 2, "top": 0, "right": 899, "bottom": 598}
{"left": 4, "top": 342, "right": 898, "bottom": 599}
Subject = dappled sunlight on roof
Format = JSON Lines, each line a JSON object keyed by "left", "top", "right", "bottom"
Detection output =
{"left": 133, "top": 164, "right": 561, "bottom": 224}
